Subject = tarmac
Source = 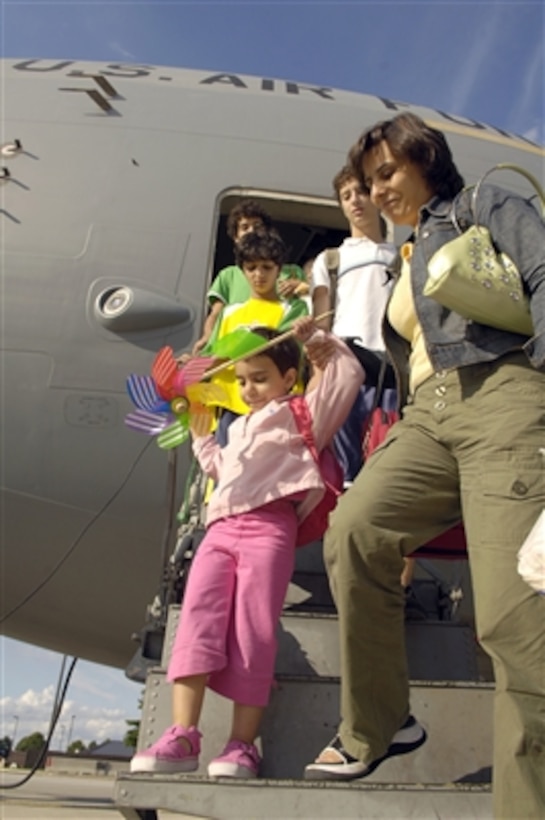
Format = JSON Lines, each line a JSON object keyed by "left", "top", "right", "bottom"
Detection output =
{"left": 0, "top": 769, "right": 204, "bottom": 820}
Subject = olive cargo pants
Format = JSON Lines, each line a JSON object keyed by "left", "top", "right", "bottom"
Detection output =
{"left": 324, "top": 353, "right": 545, "bottom": 819}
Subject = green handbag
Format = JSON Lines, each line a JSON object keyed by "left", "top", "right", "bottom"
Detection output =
{"left": 424, "top": 163, "right": 544, "bottom": 337}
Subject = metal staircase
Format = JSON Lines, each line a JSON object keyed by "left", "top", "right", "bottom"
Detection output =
{"left": 114, "top": 542, "right": 494, "bottom": 819}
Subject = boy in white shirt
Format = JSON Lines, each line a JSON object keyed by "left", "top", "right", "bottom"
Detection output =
{"left": 311, "top": 166, "right": 397, "bottom": 483}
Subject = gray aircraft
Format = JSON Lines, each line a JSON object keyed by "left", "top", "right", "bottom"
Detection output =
{"left": 1, "top": 58, "right": 544, "bottom": 818}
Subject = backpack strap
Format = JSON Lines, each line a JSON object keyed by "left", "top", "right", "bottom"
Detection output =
{"left": 289, "top": 396, "right": 319, "bottom": 462}
{"left": 288, "top": 396, "right": 340, "bottom": 495}
{"left": 324, "top": 247, "right": 340, "bottom": 316}
{"left": 362, "top": 356, "right": 388, "bottom": 459}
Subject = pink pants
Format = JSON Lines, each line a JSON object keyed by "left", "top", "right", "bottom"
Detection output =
{"left": 167, "top": 500, "right": 297, "bottom": 707}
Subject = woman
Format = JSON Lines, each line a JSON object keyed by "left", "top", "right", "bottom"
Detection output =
{"left": 304, "top": 113, "right": 545, "bottom": 820}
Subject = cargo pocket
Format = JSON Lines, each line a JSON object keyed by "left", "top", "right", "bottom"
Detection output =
{"left": 479, "top": 452, "right": 544, "bottom": 548}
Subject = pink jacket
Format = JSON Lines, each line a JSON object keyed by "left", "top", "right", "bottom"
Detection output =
{"left": 192, "top": 332, "right": 365, "bottom": 527}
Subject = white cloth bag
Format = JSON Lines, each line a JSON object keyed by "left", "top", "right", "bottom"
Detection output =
{"left": 517, "top": 510, "right": 545, "bottom": 595}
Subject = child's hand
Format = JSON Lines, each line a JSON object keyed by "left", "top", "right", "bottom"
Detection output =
{"left": 189, "top": 404, "right": 214, "bottom": 438}
{"left": 291, "top": 316, "right": 316, "bottom": 343}
{"left": 176, "top": 352, "right": 192, "bottom": 365}
{"left": 277, "top": 277, "right": 301, "bottom": 298}
{"left": 305, "top": 334, "right": 336, "bottom": 371}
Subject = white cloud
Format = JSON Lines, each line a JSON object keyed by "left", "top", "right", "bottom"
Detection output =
{"left": 522, "top": 126, "right": 540, "bottom": 144}
{"left": 0, "top": 686, "right": 134, "bottom": 749}
{"left": 108, "top": 40, "right": 136, "bottom": 60}
{"left": 508, "top": 41, "right": 544, "bottom": 144}
{"left": 446, "top": 9, "right": 503, "bottom": 115}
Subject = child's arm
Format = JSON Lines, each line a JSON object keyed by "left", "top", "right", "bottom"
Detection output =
{"left": 277, "top": 295, "right": 310, "bottom": 332}
{"left": 292, "top": 316, "right": 337, "bottom": 392}
{"left": 200, "top": 303, "right": 226, "bottom": 355}
{"left": 310, "top": 253, "right": 333, "bottom": 331}
{"left": 190, "top": 405, "right": 223, "bottom": 481}
{"left": 191, "top": 300, "right": 224, "bottom": 355}
{"left": 301, "top": 328, "right": 365, "bottom": 453}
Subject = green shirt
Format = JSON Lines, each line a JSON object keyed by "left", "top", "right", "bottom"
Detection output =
{"left": 207, "top": 264, "right": 306, "bottom": 307}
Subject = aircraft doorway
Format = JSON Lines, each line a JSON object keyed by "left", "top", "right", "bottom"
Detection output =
{"left": 210, "top": 189, "right": 351, "bottom": 286}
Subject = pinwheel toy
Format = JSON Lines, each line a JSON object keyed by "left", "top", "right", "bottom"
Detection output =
{"left": 124, "top": 316, "right": 332, "bottom": 449}
{"left": 124, "top": 327, "right": 266, "bottom": 449}
{"left": 124, "top": 349, "right": 226, "bottom": 449}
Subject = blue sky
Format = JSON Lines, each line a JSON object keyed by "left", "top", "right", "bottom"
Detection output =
{"left": 0, "top": 0, "right": 543, "bottom": 750}
{"left": 1, "top": 636, "right": 142, "bottom": 748}
{"left": 1, "top": 0, "right": 544, "bottom": 144}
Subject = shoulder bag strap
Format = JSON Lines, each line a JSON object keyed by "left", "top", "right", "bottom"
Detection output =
{"left": 471, "top": 163, "right": 545, "bottom": 228}
{"left": 448, "top": 162, "right": 544, "bottom": 237}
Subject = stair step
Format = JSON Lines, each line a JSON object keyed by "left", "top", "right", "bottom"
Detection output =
{"left": 162, "top": 606, "right": 492, "bottom": 682}
{"left": 137, "top": 669, "right": 493, "bottom": 783}
{"left": 115, "top": 774, "right": 492, "bottom": 819}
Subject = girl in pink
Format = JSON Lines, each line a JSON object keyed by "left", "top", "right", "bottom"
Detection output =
{"left": 130, "top": 317, "right": 364, "bottom": 779}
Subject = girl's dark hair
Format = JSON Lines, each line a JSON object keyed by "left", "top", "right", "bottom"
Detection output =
{"left": 348, "top": 113, "right": 465, "bottom": 200}
{"left": 235, "top": 229, "right": 287, "bottom": 269}
{"left": 243, "top": 326, "right": 301, "bottom": 374}
{"left": 226, "top": 199, "right": 273, "bottom": 240}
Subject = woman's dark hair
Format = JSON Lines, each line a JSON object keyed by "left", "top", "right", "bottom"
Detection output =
{"left": 348, "top": 113, "right": 465, "bottom": 200}
{"left": 235, "top": 228, "right": 287, "bottom": 269}
{"left": 243, "top": 326, "right": 301, "bottom": 375}
{"left": 226, "top": 199, "right": 273, "bottom": 240}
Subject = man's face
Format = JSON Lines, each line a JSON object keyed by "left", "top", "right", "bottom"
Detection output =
{"left": 235, "top": 217, "right": 264, "bottom": 243}
{"left": 338, "top": 177, "right": 378, "bottom": 237}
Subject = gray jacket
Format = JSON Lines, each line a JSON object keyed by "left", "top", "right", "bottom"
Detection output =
{"left": 383, "top": 183, "right": 545, "bottom": 406}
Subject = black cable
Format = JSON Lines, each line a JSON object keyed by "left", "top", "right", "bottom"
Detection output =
{"left": 0, "top": 438, "right": 153, "bottom": 624}
{"left": 0, "top": 656, "right": 78, "bottom": 789}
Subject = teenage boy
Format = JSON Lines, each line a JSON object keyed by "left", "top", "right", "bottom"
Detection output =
{"left": 311, "top": 166, "right": 397, "bottom": 484}
{"left": 192, "top": 200, "right": 306, "bottom": 354}
{"left": 205, "top": 229, "right": 309, "bottom": 443}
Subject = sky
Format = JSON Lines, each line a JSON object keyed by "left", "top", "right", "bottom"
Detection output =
{"left": 0, "top": 0, "right": 543, "bottom": 751}
{"left": 1, "top": 636, "right": 142, "bottom": 749}
{"left": 0, "top": 0, "right": 544, "bottom": 144}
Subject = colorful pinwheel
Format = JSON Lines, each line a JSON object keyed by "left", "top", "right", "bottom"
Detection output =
{"left": 124, "top": 324, "right": 301, "bottom": 449}
{"left": 125, "top": 348, "right": 225, "bottom": 449}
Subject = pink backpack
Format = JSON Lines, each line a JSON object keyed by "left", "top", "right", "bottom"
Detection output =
{"left": 288, "top": 396, "right": 344, "bottom": 547}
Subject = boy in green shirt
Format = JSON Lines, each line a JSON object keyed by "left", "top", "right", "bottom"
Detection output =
{"left": 193, "top": 200, "right": 306, "bottom": 354}
{"left": 205, "top": 229, "right": 308, "bottom": 441}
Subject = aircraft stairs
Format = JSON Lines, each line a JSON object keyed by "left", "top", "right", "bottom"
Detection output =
{"left": 115, "top": 541, "right": 495, "bottom": 820}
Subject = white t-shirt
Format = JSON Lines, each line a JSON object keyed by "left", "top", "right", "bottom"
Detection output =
{"left": 311, "top": 237, "right": 396, "bottom": 350}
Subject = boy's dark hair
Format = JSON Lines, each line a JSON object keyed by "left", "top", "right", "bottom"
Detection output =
{"left": 235, "top": 229, "right": 287, "bottom": 270}
{"left": 348, "top": 113, "right": 465, "bottom": 200}
{"left": 226, "top": 199, "right": 273, "bottom": 240}
{"left": 332, "top": 165, "right": 388, "bottom": 240}
{"left": 332, "top": 165, "right": 357, "bottom": 202}
{"left": 243, "top": 326, "right": 301, "bottom": 375}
